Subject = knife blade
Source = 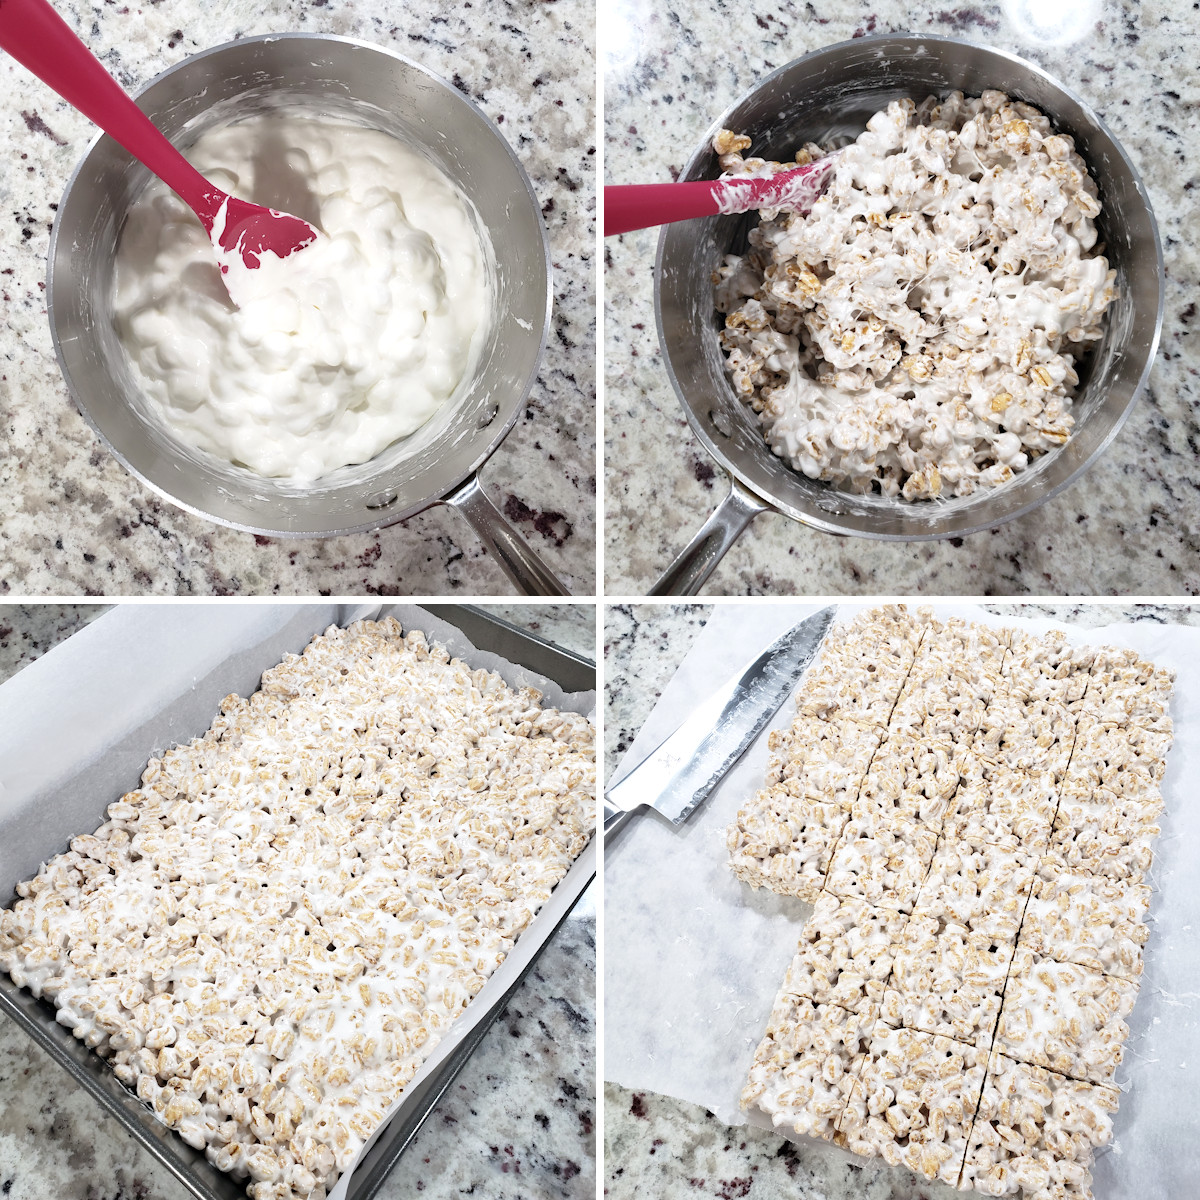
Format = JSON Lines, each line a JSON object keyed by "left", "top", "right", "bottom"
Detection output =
{"left": 603, "top": 605, "right": 835, "bottom": 843}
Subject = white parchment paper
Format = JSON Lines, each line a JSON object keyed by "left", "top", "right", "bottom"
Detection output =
{"left": 0, "top": 603, "right": 596, "bottom": 1200}
{"left": 604, "top": 603, "right": 1200, "bottom": 1200}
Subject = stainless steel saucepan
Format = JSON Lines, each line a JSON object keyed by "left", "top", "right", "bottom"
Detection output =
{"left": 49, "top": 34, "right": 569, "bottom": 595}
{"left": 650, "top": 35, "right": 1163, "bottom": 595}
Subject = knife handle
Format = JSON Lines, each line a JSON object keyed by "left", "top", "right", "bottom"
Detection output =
{"left": 603, "top": 799, "right": 639, "bottom": 845}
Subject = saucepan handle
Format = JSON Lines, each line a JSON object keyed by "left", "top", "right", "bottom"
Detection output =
{"left": 649, "top": 474, "right": 769, "bottom": 595}
{"left": 443, "top": 473, "right": 571, "bottom": 596}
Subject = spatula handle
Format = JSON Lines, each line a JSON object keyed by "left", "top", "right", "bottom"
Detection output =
{"left": 0, "top": 0, "right": 212, "bottom": 209}
{"left": 604, "top": 180, "right": 723, "bottom": 237}
{"left": 605, "top": 158, "right": 835, "bottom": 236}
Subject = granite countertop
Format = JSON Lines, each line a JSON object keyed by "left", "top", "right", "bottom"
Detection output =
{"left": 603, "top": 600, "right": 1199, "bottom": 1200}
{"left": 0, "top": 602, "right": 596, "bottom": 1200}
{"left": 0, "top": 0, "right": 595, "bottom": 596}
{"left": 604, "top": 0, "right": 1200, "bottom": 595}
{"left": 0, "top": 604, "right": 111, "bottom": 679}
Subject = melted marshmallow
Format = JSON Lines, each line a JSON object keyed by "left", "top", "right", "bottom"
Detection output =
{"left": 113, "top": 115, "right": 491, "bottom": 481}
{"left": 710, "top": 157, "right": 836, "bottom": 217}
{"left": 714, "top": 91, "right": 1117, "bottom": 500}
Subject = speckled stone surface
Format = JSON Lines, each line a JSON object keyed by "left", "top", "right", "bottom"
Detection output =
{"left": 491, "top": 602, "right": 598, "bottom": 664}
{"left": 0, "top": 0, "right": 595, "bottom": 596}
{"left": 602, "top": 599, "right": 1199, "bottom": 1199}
{"left": 603, "top": 602, "right": 711, "bottom": 779}
{"left": 604, "top": 0, "right": 1200, "bottom": 596}
{"left": 0, "top": 604, "right": 111, "bottom": 681}
{"left": 981, "top": 601, "right": 1200, "bottom": 627}
{"left": 0, "top": 602, "right": 596, "bottom": 1200}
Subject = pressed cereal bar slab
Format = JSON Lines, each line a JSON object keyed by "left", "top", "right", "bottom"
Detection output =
{"left": 0, "top": 619, "right": 595, "bottom": 1200}
{"left": 731, "top": 606, "right": 1175, "bottom": 1199}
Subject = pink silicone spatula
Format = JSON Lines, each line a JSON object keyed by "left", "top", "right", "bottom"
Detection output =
{"left": 604, "top": 155, "right": 838, "bottom": 237}
{"left": 0, "top": 0, "right": 318, "bottom": 294}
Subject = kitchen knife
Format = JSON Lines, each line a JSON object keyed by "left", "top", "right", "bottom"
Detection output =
{"left": 604, "top": 605, "right": 835, "bottom": 843}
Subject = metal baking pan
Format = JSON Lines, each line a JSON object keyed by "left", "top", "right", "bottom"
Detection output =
{"left": 0, "top": 602, "right": 596, "bottom": 1200}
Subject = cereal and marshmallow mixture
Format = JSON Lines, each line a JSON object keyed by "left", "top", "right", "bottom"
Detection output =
{"left": 713, "top": 91, "right": 1116, "bottom": 500}
{"left": 730, "top": 606, "right": 1172, "bottom": 1198}
{"left": 0, "top": 619, "right": 595, "bottom": 1200}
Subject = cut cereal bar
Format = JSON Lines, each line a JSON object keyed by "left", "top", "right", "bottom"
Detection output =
{"left": 1083, "top": 648, "right": 1175, "bottom": 734}
{"left": 727, "top": 787, "right": 847, "bottom": 900}
{"left": 782, "top": 892, "right": 909, "bottom": 1015}
{"left": 853, "top": 728, "right": 965, "bottom": 828}
{"left": 971, "top": 693, "right": 1078, "bottom": 781}
{"left": 1048, "top": 780, "right": 1162, "bottom": 885}
{"left": 961, "top": 1050, "right": 1120, "bottom": 1199}
{"left": 889, "top": 617, "right": 1009, "bottom": 742}
{"left": 765, "top": 714, "right": 881, "bottom": 802}
{"left": 1004, "top": 629, "right": 1094, "bottom": 711}
{"left": 881, "top": 912, "right": 1014, "bottom": 1049}
{"left": 912, "top": 836, "right": 1035, "bottom": 943}
{"left": 741, "top": 995, "right": 875, "bottom": 1141}
{"left": 994, "top": 948, "right": 1139, "bottom": 1086}
{"left": 796, "top": 605, "right": 925, "bottom": 728}
{"left": 1062, "top": 720, "right": 1172, "bottom": 795}
{"left": 839, "top": 1021, "right": 987, "bottom": 1186}
{"left": 1021, "top": 861, "right": 1150, "bottom": 981}
{"left": 944, "top": 763, "right": 1058, "bottom": 854}
{"left": 824, "top": 809, "right": 939, "bottom": 914}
